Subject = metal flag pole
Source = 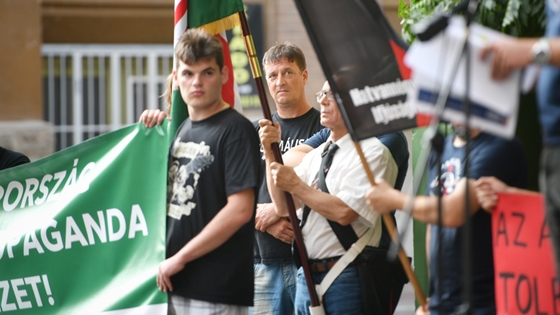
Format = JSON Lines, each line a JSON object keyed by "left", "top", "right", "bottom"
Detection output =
{"left": 238, "top": 10, "right": 324, "bottom": 312}
{"left": 352, "top": 141, "right": 428, "bottom": 309}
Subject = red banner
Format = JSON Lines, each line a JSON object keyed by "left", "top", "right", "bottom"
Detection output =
{"left": 493, "top": 193, "right": 559, "bottom": 314}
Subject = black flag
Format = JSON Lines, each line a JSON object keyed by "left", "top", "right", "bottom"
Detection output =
{"left": 294, "top": 0, "right": 425, "bottom": 140}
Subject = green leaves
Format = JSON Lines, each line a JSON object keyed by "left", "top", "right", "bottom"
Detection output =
{"left": 503, "top": 0, "right": 520, "bottom": 29}
{"left": 398, "top": 0, "right": 545, "bottom": 44}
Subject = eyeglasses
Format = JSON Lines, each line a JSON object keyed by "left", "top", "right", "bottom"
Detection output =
{"left": 315, "top": 90, "right": 335, "bottom": 102}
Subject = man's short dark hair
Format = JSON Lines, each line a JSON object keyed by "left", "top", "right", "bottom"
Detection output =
{"left": 175, "top": 29, "right": 224, "bottom": 70}
{"left": 262, "top": 42, "right": 306, "bottom": 73}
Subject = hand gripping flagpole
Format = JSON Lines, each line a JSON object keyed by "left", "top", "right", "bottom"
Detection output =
{"left": 352, "top": 141, "right": 428, "bottom": 310}
{"left": 238, "top": 11, "right": 324, "bottom": 313}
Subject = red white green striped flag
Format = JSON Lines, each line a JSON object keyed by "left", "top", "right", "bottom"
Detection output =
{"left": 170, "top": 0, "right": 244, "bottom": 136}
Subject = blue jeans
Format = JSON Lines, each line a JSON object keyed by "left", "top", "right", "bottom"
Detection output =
{"left": 250, "top": 262, "right": 298, "bottom": 315}
{"left": 294, "top": 265, "right": 363, "bottom": 315}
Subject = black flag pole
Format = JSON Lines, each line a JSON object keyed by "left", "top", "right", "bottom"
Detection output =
{"left": 238, "top": 11, "right": 324, "bottom": 311}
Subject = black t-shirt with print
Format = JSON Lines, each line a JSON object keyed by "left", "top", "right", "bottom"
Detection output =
{"left": 166, "top": 108, "right": 260, "bottom": 306}
{"left": 427, "top": 133, "right": 528, "bottom": 313}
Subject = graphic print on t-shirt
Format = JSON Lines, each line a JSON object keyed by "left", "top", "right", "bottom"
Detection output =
{"left": 429, "top": 157, "right": 462, "bottom": 196}
{"left": 257, "top": 136, "right": 308, "bottom": 160}
{"left": 167, "top": 138, "right": 214, "bottom": 220}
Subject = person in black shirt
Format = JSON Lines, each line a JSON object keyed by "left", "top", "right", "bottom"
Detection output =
{"left": 0, "top": 147, "right": 30, "bottom": 170}
{"left": 251, "top": 42, "right": 323, "bottom": 315}
{"left": 140, "top": 29, "right": 260, "bottom": 315}
{"left": 366, "top": 129, "right": 528, "bottom": 315}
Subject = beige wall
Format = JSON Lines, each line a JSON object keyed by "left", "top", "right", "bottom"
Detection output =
{"left": 0, "top": 0, "right": 175, "bottom": 122}
{"left": 42, "top": 0, "right": 174, "bottom": 44}
{"left": 0, "top": 0, "right": 43, "bottom": 121}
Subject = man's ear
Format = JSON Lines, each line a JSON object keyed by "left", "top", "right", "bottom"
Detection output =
{"left": 221, "top": 66, "right": 229, "bottom": 85}
{"left": 302, "top": 69, "right": 309, "bottom": 85}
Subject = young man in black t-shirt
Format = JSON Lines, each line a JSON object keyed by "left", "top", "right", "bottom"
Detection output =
{"left": 140, "top": 29, "right": 260, "bottom": 315}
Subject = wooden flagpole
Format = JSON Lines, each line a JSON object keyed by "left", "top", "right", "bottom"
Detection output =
{"left": 238, "top": 10, "right": 323, "bottom": 310}
{"left": 352, "top": 141, "right": 427, "bottom": 309}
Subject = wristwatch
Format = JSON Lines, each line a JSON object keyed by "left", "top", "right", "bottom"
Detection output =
{"left": 532, "top": 38, "right": 551, "bottom": 65}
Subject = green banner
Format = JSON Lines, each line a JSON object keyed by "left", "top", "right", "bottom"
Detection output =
{"left": 187, "top": 0, "right": 244, "bottom": 29}
{"left": 0, "top": 123, "right": 169, "bottom": 314}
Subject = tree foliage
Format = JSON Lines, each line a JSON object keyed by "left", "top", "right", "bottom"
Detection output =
{"left": 399, "top": 0, "right": 546, "bottom": 44}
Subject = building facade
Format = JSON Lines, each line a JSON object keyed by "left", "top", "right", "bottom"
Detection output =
{"left": 0, "top": 0, "right": 401, "bottom": 158}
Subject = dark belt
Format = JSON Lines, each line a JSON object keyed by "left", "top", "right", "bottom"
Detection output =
{"left": 308, "top": 256, "right": 354, "bottom": 273}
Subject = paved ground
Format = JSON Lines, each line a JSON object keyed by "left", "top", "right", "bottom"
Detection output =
{"left": 395, "top": 283, "right": 416, "bottom": 314}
